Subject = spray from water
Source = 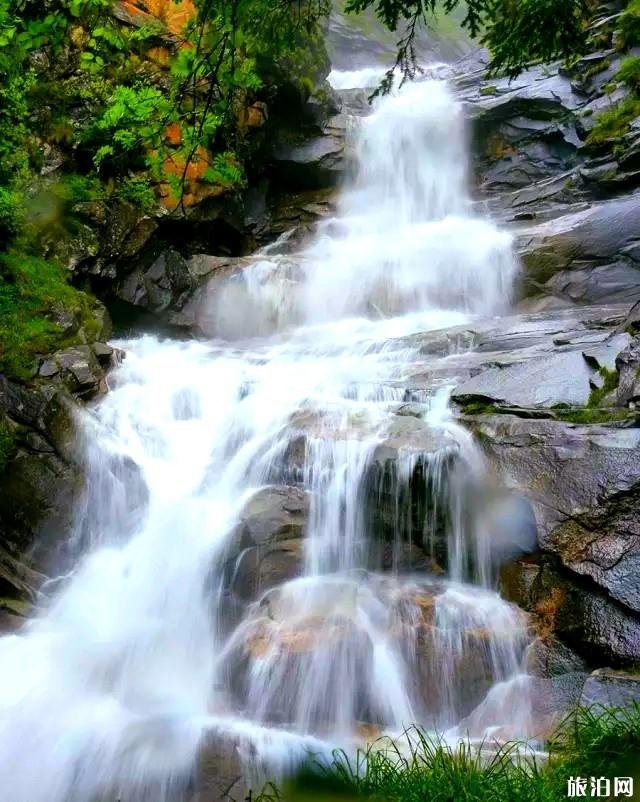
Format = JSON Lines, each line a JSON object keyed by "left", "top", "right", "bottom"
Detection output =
{"left": 0, "top": 79, "right": 534, "bottom": 802}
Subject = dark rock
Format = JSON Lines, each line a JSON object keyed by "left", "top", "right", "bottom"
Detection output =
{"left": 221, "top": 487, "right": 310, "bottom": 605}
{"left": 54, "top": 345, "right": 103, "bottom": 395}
{"left": 501, "top": 556, "right": 640, "bottom": 665}
{"left": 525, "top": 636, "right": 587, "bottom": 677}
{"left": 232, "top": 486, "right": 310, "bottom": 550}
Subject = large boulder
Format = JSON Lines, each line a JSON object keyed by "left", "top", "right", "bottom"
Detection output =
{"left": 501, "top": 555, "right": 640, "bottom": 665}
{"left": 465, "top": 66, "right": 585, "bottom": 196}
{"left": 220, "top": 486, "right": 310, "bottom": 607}
{"left": 516, "top": 195, "right": 640, "bottom": 305}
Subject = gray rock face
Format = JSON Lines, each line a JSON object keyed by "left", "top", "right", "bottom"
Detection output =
{"left": 465, "top": 66, "right": 585, "bottom": 198}
{"left": 187, "top": 733, "right": 247, "bottom": 802}
{"left": 581, "top": 670, "right": 640, "bottom": 709}
{"left": 0, "top": 379, "right": 84, "bottom": 627}
{"left": 516, "top": 196, "right": 640, "bottom": 305}
{"left": 472, "top": 414, "right": 640, "bottom": 589}
{"left": 454, "top": 350, "right": 596, "bottom": 408}
{"left": 272, "top": 114, "right": 347, "bottom": 189}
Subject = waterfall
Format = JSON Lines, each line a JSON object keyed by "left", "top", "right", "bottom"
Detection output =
{"left": 0, "top": 79, "right": 534, "bottom": 802}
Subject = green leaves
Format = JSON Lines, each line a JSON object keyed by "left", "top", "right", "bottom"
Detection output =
{"left": 344, "top": 0, "right": 590, "bottom": 80}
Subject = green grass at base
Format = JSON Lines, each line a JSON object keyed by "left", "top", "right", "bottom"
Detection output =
{"left": 255, "top": 706, "right": 640, "bottom": 802}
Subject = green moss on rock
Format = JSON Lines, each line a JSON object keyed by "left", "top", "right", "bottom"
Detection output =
{"left": 0, "top": 251, "right": 98, "bottom": 380}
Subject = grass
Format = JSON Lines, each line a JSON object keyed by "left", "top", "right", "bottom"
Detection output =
{"left": 255, "top": 706, "right": 640, "bottom": 802}
{"left": 586, "top": 96, "right": 640, "bottom": 146}
{"left": 0, "top": 251, "right": 97, "bottom": 380}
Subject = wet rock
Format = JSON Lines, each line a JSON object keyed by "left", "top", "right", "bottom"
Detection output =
{"left": 501, "top": 556, "right": 640, "bottom": 665}
{"left": 116, "top": 248, "right": 196, "bottom": 315}
{"left": 469, "top": 414, "right": 640, "bottom": 549}
{"left": 581, "top": 669, "right": 640, "bottom": 708}
{"left": 233, "top": 486, "right": 310, "bottom": 550}
{"left": 528, "top": 673, "right": 588, "bottom": 733}
{"left": 187, "top": 732, "right": 247, "bottom": 802}
{"left": 454, "top": 350, "right": 596, "bottom": 408}
{"left": 372, "top": 415, "right": 460, "bottom": 465}
{"left": 516, "top": 195, "right": 640, "bottom": 305}
{"left": 525, "top": 636, "right": 587, "bottom": 677}
{"left": 54, "top": 345, "right": 103, "bottom": 396}
{"left": 221, "top": 487, "right": 310, "bottom": 605}
{"left": 467, "top": 66, "right": 585, "bottom": 195}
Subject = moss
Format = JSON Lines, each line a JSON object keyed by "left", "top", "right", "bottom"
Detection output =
{"left": 554, "top": 407, "right": 635, "bottom": 424}
{"left": 0, "top": 417, "right": 18, "bottom": 474}
{"left": 479, "top": 85, "right": 498, "bottom": 96}
{"left": 586, "top": 96, "right": 640, "bottom": 145}
{"left": 584, "top": 58, "right": 611, "bottom": 82}
{"left": 0, "top": 251, "right": 97, "bottom": 380}
{"left": 587, "top": 366, "right": 619, "bottom": 407}
{"left": 458, "top": 401, "right": 502, "bottom": 416}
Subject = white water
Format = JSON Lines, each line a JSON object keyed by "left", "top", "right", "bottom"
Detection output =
{"left": 0, "top": 80, "right": 533, "bottom": 802}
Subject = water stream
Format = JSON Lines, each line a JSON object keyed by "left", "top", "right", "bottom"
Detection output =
{"left": 0, "top": 78, "right": 536, "bottom": 802}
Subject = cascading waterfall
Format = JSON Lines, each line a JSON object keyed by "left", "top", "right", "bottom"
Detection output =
{"left": 0, "top": 78, "right": 536, "bottom": 802}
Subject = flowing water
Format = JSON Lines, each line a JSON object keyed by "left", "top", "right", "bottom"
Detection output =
{"left": 0, "top": 79, "right": 537, "bottom": 802}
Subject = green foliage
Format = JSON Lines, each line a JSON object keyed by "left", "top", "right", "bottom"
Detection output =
{"left": 616, "top": 55, "right": 640, "bottom": 91}
{"left": 617, "top": 0, "right": 640, "bottom": 51}
{"left": 117, "top": 177, "right": 156, "bottom": 213}
{"left": 0, "top": 252, "right": 95, "bottom": 379}
{"left": 255, "top": 706, "right": 640, "bottom": 802}
{"left": 586, "top": 96, "right": 640, "bottom": 145}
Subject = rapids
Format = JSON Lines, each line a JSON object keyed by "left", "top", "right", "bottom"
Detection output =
{"left": 0, "top": 79, "right": 537, "bottom": 802}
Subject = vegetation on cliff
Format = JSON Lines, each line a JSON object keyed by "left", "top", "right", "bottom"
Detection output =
{"left": 0, "top": 0, "right": 330, "bottom": 381}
